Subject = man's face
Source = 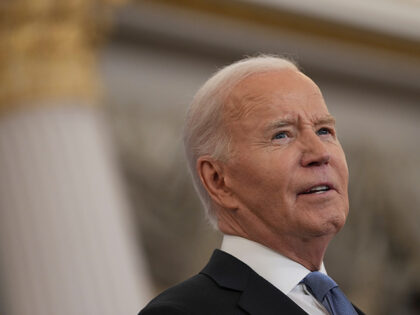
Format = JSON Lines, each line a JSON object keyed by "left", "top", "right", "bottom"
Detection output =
{"left": 222, "top": 69, "right": 349, "bottom": 241}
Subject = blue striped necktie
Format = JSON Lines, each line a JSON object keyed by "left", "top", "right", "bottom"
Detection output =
{"left": 301, "top": 271, "right": 357, "bottom": 315}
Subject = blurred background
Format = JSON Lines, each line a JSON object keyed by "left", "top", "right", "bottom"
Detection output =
{"left": 1, "top": 0, "right": 419, "bottom": 314}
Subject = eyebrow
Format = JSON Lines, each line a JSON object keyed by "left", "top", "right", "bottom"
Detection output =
{"left": 315, "top": 115, "right": 336, "bottom": 126}
{"left": 264, "top": 118, "right": 296, "bottom": 133}
{"left": 265, "top": 115, "right": 336, "bottom": 132}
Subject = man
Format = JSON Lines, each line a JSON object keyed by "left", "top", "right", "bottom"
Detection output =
{"left": 140, "top": 55, "right": 364, "bottom": 315}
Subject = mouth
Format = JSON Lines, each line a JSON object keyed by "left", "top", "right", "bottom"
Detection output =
{"left": 298, "top": 183, "right": 334, "bottom": 196}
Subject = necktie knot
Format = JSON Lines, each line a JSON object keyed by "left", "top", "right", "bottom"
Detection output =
{"left": 301, "top": 271, "right": 357, "bottom": 315}
{"left": 301, "top": 271, "right": 338, "bottom": 301}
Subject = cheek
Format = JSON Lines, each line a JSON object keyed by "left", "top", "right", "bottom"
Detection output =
{"left": 228, "top": 157, "right": 290, "bottom": 205}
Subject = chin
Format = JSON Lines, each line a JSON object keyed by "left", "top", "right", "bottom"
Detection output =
{"left": 323, "top": 211, "right": 347, "bottom": 235}
{"left": 304, "top": 211, "right": 347, "bottom": 238}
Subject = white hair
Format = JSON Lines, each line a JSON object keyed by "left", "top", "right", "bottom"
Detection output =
{"left": 183, "top": 55, "right": 299, "bottom": 228}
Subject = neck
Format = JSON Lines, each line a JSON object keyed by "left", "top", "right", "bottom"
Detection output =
{"left": 260, "top": 234, "right": 332, "bottom": 271}
{"left": 218, "top": 213, "right": 333, "bottom": 271}
{"left": 231, "top": 231, "right": 331, "bottom": 271}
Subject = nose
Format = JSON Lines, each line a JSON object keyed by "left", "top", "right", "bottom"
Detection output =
{"left": 300, "top": 131, "right": 330, "bottom": 167}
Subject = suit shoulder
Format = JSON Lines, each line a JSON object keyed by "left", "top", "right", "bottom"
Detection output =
{"left": 139, "top": 273, "right": 240, "bottom": 315}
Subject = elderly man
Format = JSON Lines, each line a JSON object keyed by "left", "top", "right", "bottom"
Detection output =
{"left": 140, "top": 55, "right": 364, "bottom": 315}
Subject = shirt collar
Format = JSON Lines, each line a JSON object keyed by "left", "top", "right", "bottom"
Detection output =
{"left": 220, "top": 235, "right": 327, "bottom": 295}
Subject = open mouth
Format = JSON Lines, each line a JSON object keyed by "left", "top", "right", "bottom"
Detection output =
{"left": 299, "top": 185, "right": 332, "bottom": 195}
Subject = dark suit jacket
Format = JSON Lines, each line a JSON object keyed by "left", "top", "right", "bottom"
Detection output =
{"left": 139, "top": 249, "right": 365, "bottom": 315}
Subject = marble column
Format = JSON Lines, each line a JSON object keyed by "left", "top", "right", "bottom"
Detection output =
{"left": 0, "top": 1, "right": 152, "bottom": 314}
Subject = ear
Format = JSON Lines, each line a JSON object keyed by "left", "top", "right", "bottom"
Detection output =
{"left": 196, "top": 156, "right": 238, "bottom": 210}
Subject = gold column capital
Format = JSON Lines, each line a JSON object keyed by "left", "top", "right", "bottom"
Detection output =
{"left": 0, "top": 0, "right": 127, "bottom": 115}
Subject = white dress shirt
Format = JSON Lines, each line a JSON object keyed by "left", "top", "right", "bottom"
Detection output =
{"left": 221, "top": 235, "right": 329, "bottom": 315}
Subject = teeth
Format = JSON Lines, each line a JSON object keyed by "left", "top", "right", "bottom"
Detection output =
{"left": 304, "top": 185, "right": 330, "bottom": 194}
{"left": 310, "top": 185, "right": 329, "bottom": 192}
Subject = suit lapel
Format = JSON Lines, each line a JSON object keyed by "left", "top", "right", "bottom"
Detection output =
{"left": 238, "top": 270, "right": 307, "bottom": 315}
{"left": 201, "top": 250, "right": 307, "bottom": 315}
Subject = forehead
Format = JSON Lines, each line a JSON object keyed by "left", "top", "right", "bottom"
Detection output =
{"left": 225, "top": 69, "right": 328, "bottom": 123}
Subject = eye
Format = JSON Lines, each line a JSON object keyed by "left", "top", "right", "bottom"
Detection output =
{"left": 273, "top": 131, "right": 289, "bottom": 140}
{"left": 316, "top": 128, "right": 332, "bottom": 136}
